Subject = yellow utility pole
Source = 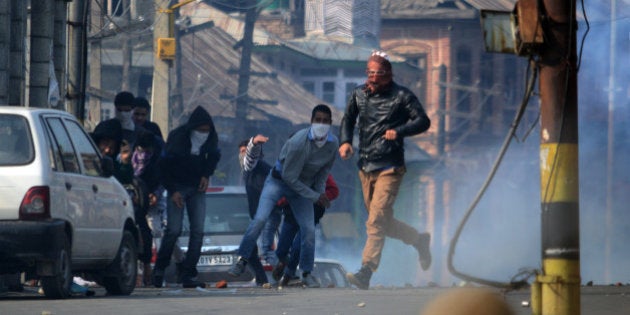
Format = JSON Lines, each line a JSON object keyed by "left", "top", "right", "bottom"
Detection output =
{"left": 532, "top": 0, "right": 580, "bottom": 314}
{"left": 151, "top": 0, "right": 199, "bottom": 136}
{"left": 478, "top": 1, "right": 580, "bottom": 313}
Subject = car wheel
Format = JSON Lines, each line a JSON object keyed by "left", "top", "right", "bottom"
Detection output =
{"left": 40, "top": 236, "right": 72, "bottom": 299}
{"left": 101, "top": 230, "right": 137, "bottom": 295}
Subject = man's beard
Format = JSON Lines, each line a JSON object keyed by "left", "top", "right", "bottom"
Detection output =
{"left": 365, "top": 78, "right": 391, "bottom": 94}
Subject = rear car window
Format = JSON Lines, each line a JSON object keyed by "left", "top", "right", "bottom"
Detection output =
{"left": 46, "top": 117, "right": 80, "bottom": 173}
{"left": 64, "top": 119, "right": 102, "bottom": 176}
{"left": 0, "top": 114, "right": 33, "bottom": 165}
{"left": 182, "top": 192, "right": 251, "bottom": 235}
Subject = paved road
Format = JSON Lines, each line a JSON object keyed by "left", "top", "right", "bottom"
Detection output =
{"left": 1, "top": 285, "right": 628, "bottom": 315}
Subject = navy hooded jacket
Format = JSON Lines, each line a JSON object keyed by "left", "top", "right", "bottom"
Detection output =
{"left": 160, "top": 106, "right": 221, "bottom": 194}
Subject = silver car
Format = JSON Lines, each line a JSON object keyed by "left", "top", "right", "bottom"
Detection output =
{"left": 0, "top": 107, "right": 138, "bottom": 298}
{"left": 159, "top": 186, "right": 350, "bottom": 288}
{"left": 160, "top": 186, "right": 255, "bottom": 283}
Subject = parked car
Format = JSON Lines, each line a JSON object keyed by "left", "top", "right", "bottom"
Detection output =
{"left": 0, "top": 107, "right": 138, "bottom": 298}
{"left": 158, "top": 186, "right": 350, "bottom": 288}
{"left": 297, "top": 259, "right": 350, "bottom": 288}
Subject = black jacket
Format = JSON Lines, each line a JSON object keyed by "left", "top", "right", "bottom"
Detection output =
{"left": 160, "top": 106, "right": 221, "bottom": 193}
{"left": 339, "top": 82, "right": 430, "bottom": 172}
{"left": 136, "top": 150, "right": 162, "bottom": 194}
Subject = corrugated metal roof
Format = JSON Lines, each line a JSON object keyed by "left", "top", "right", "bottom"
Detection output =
{"left": 279, "top": 37, "right": 406, "bottom": 63}
{"left": 178, "top": 26, "right": 342, "bottom": 126}
{"left": 380, "top": 0, "right": 478, "bottom": 19}
{"left": 464, "top": 0, "right": 516, "bottom": 11}
{"left": 379, "top": 0, "right": 516, "bottom": 18}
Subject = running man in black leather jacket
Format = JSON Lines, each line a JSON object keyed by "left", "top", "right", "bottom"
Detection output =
{"left": 339, "top": 50, "right": 432, "bottom": 290}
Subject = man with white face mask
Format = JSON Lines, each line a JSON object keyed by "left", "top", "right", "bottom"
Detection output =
{"left": 228, "top": 104, "right": 338, "bottom": 288}
{"left": 95, "top": 91, "right": 146, "bottom": 149}
{"left": 152, "top": 106, "right": 221, "bottom": 289}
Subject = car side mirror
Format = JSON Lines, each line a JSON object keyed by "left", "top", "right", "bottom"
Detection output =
{"left": 100, "top": 155, "right": 114, "bottom": 177}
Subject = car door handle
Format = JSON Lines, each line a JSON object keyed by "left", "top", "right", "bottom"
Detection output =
{"left": 92, "top": 184, "right": 98, "bottom": 193}
{"left": 65, "top": 182, "right": 72, "bottom": 190}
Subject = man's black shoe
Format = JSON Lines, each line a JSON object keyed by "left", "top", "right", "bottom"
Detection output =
{"left": 302, "top": 273, "right": 321, "bottom": 288}
{"left": 175, "top": 262, "right": 184, "bottom": 283}
{"left": 152, "top": 269, "right": 164, "bottom": 288}
{"left": 272, "top": 261, "right": 286, "bottom": 281}
{"left": 346, "top": 265, "right": 372, "bottom": 290}
{"left": 279, "top": 274, "right": 300, "bottom": 287}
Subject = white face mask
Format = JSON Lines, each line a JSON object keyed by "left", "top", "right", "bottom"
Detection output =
{"left": 190, "top": 130, "right": 209, "bottom": 155}
{"left": 116, "top": 110, "right": 134, "bottom": 130}
{"left": 311, "top": 123, "right": 330, "bottom": 140}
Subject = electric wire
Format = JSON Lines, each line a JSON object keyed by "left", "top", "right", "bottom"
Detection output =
{"left": 576, "top": 0, "right": 590, "bottom": 71}
{"left": 447, "top": 57, "right": 539, "bottom": 290}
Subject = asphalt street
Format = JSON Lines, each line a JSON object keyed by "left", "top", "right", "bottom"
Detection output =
{"left": 1, "top": 284, "right": 629, "bottom": 315}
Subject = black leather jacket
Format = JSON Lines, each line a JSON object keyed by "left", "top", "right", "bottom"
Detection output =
{"left": 340, "top": 82, "right": 430, "bottom": 172}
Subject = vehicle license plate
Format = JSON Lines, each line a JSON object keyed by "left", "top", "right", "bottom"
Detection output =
{"left": 198, "top": 254, "right": 234, "bottom": 266}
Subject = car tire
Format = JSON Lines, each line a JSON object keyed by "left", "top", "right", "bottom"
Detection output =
{"left": 40, "top": 235, "right": 72, "bottom": 299}
{"left": 101, "top": 230, "right": 137, "bottom": 295}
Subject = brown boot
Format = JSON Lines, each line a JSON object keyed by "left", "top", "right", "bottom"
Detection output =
{"left": 346, "top": 265, "right": 372, "bottom": 290}
{"left": 414, "top": 233, "right": 432, "bottom": 271}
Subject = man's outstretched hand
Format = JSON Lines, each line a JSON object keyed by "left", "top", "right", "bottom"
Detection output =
{"left": 317, "top": 194, "right": 331, "bottom": 208}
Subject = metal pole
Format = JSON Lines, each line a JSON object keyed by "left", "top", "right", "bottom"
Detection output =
{"left": 171, "top": 8, "right": 183, "bottom": 127}
{"left": 53, "top": 0, "right": 66, "bottom": 110}
{"left": 235, "top": 0, "right": 258, "bottom": 143}
{"left": 68, "top": 0, "right": 87, "bottom": 118}
{"left": 87, "top": 0, "right": 103, "bottom": 128}
{"left": 121, "top": 0, "right": 132, "bottom": 91}
{"left": 536, "top": 0, "right": 580, "bottom": 314}
{"left": 604, "top": 0, "right": 616, "bottom": 284}
{"left": 437, "top": 64, "right": 447, "bottom": 156}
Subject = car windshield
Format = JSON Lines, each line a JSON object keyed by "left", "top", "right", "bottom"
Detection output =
{"left": 0, "top": 114, "right": 33, "bottom": 165}
{"left": 182, "top": 192, "right": 251, "bottom": 235}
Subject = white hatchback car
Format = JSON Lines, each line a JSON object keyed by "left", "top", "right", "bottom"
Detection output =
{"left": 0, "top": 106, "right": 138, "bottom": 298}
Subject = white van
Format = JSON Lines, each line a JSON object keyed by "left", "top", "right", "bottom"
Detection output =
{"left": 0, "top": 107, "right": 138, "bottom": 298}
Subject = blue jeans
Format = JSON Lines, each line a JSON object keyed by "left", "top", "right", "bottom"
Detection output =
{"left": 237, "top": 174, "right": 316, "bottom": 272}
{"left": 275, "top": 217, "right": 301, "bottom": 277}
{"left": 154, "top": 185, "right": 206, "bottom": 278}
{"left": 261, "top": 207, "right": 282, "bottom": 265}
{"left": 248, "top": 246, "right": 268, "bottom": 285}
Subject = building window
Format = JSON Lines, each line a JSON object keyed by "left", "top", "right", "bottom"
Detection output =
{"left": 302, "top": 81, "right": 315, "bottom": 94}
{"left": 300, "top": 68, "right": 337, "bottom": 76}
{"left": 400, "top": 53, "right": 427, "bottom": 104}
{"left": 106, "top": 0, "right": 123, "bottom": 17}
{"left": 101, "top": 109, "right": 111, "bottom": 121}
{"left": 454, "top": 48, "right": 472, "bottom": 134}
{"left": 406, "top": 53, "right": 427, "bottom": 71}
{"left": 323, "top": 82, "right": 335, "bottom": 104}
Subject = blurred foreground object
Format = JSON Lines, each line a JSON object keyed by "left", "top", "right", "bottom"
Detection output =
{"left": 421, "top": 288, "right": 514, "bottom": 315}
